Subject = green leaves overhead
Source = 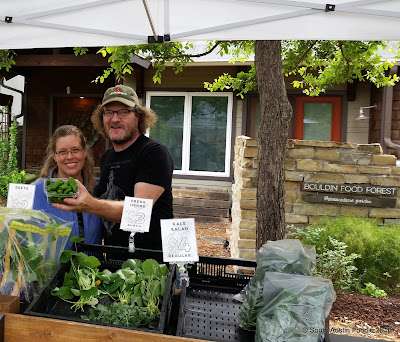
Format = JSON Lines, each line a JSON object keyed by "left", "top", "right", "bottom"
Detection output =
{"left": 4, "top": 39, "right": 397, "bottom": 97}
{"left": 0, "top": 49, "right": 16, "bottom": 71}
{"left": 85, "top": 40, "right": 400, "bottom": 97}
{"left": 282, "top": 40, "right": 400, "bottom": 96}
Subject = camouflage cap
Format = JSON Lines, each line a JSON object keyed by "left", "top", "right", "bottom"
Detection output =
{"left": 102, "top": 84, "right": 139, "bottom": 107}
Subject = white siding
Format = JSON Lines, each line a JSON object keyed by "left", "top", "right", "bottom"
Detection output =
{"left": 346, "top": 82, "right": 371, "bottom": 144}
{"left": 172, "top": 178, "right": 232, "bottom": 189}
{"left": 235, "top": 99, "right": 244, "bottom": 137}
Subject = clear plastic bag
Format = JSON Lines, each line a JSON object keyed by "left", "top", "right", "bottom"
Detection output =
{"left": 255, "top": 272, "right": 336, "bottom": 342}
{"left": 237, "top": 239, "right": 317, "bottom": 331}
{"left": 255, "top": 239, "right": 316, "bottom": 281}
{"left": 0, "top": 208, "right": 72, "bottom": 303}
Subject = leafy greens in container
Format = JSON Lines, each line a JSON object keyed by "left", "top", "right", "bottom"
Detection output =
{"left": 51, "top": 250, "right": 169, "bottom": 329}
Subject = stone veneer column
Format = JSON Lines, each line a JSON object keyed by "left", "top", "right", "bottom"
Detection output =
{"left": 230, "top": 136, "right": 400, "bottom": 260}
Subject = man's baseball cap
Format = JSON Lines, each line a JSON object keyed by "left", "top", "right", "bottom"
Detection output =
{"left": 102, "top": 84, "right": 139, "bottom": 107}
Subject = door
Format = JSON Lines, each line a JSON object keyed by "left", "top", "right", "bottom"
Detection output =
{"left": 294, "top": 96, "right": 342, "bottom": 142}
{"left": 53, "top": 96, "right": 105, "bottom": 167}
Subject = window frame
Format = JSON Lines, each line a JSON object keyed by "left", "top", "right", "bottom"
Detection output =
{"left": 146, "top": 91, "right": 233, "bottom": 177}
{"left": 294, "top": 95, "right": 342, "bottom": 142}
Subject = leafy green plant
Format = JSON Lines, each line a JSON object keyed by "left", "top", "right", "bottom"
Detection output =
{"left": 0, "top": 115, "right": 25, "bottom": 200}
{"left": 84, "top": 301, "right": 158, "bottom": 329}
{"left": 52, "top": 249, "right": 169, "bottom": 329}
{"left": 84, "top": 258, "right": 168, "bottom": 329}
{"left": 0, "top": 212, "right": 71, "bottom": 302}
{"left": 314, "top": 237, "right": 360, "bottom": 291}
{"left": 360, "top": 282, "right": 387, "bottom": 298}
{"left": 96, "top": 258, "right": 168, "bottom": 318}
{"left": 0, "top": 50, "right": 16, "bottom": 71}
{"left": 51, "top": 250, "right": 101, "bottom": 311}
{"left": 286, "top": 227, "right": 360, "bottom": 291}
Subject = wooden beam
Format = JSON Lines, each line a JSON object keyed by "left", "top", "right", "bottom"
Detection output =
{"left": 0, "top": 296, "right": 19, "bottom": 314}
{"left": 13, "top": 54, "right": 110, "bottom": 67}
{"left": 3, "top": 313, "right": 209, "bottom": 342}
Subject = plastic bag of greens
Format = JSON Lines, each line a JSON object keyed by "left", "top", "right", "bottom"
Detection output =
{"left": 255, "top": 272, "right": 336, "bottom": 342}
{"left": 0, "top": 208, "right": 72, "bottom": 304}
{"left": 237, "top": 239, "right": 316, "bottom": 331}
{"left": 255, "top": 239, "right": 316, "bottom": 280}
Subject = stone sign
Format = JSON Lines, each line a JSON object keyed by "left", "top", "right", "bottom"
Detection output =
{"left": 302, "top": 183, "right": 397, "bottom": 196}
{"left": 303, "top": 193, "right": 397, "bottom": 208}
{"left": 302, "top": 182, "right": 398, "bottom": 208}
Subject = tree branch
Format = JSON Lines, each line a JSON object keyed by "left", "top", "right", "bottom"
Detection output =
{"left": 152, "top": 41, "right": 223, "bottom": 60}
{"left": 285, "top": 40, "right": 318, "bottom": 72}
{"left": 338, "top": 41, "right": 351, "bottom": 79}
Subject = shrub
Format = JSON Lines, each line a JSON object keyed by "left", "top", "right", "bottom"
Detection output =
{"left": 286, "top": 226, "right": 360, "bottom": 291}
{"left": 360, "top": 282, "right": 387, "bottom": 298}
{"left": 314, "top": 237, "right": 360, "bottom": 291}
{"left": 287, "top": 216, "right": 400, "bottom": 293}
{"left": 0, "top": 115, "right": 25, "bottom": 200}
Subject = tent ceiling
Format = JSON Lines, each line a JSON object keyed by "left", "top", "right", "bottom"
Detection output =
{"left": 1, "top": 0, "right": 400, "bottom": 49}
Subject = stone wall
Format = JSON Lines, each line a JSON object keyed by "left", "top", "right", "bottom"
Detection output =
{"left": 230, "top": 136, "right": 400, "bottom": 260}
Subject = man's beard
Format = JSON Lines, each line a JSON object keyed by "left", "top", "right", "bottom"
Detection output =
{"left": 105, "top": 119, "right": 140, "bottom": 147}
{"left": 109, "top": 131, "right": 136, "bottom": 145}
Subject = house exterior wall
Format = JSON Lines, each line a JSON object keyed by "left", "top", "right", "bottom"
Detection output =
{"left": 20, "top": 63, "right": 376, "bottom": 190}
{"left": 370, "top": 86, "right": 383, "bottom": 147}
{"left": 369, "top": 81, "right": 400, "bottom": 159}
{"left": 172, "top": 178, "right": 232, "bottom": 190}
{"left": 22, "top": 67, "right": 113, "bottom": 169}
{"left": 231, "top": 136, "right": 400, "bottom": 260}
{"left": 346, "top": 82, "right": 371, "bottom": 144}
{"left": 391, "top": 85, "right": 400, "bottom": 149}
{"left": 143, "top": 65, "right": 249, "bottom": 89}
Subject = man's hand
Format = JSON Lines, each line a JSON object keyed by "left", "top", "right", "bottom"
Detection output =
{"left": 52, "top": 180, "right": 124, "bottom": 222}
{"left": 52, "top": 180, "right": 93, "bottom": 213}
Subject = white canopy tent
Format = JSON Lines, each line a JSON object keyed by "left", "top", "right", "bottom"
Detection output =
{"left": 1, "top": 0, "right": 400, "bottom": 49}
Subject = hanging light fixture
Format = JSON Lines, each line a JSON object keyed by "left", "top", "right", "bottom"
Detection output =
{"left": 356, "top": 104, "right": 377, "bottom": 120}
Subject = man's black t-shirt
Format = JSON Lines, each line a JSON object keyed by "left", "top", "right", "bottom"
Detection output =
{"left": 95, "top": 134, "right": 174, "bottom": 250}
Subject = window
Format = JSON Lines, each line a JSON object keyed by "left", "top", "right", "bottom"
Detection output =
{"left": 294, "top": 96, "right": 342, "bottom": 141}
{"left": 147, "top": 92, "right": 233, "bottom": 177}
{"left": 247, "top": 95, "right": 341, "bottom": 141}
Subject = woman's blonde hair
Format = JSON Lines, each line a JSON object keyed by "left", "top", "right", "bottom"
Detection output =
{"left": 39, "top": 125, "right": 96, "bottom": 192}
{"left": 91, "top": 103, "right": 158, "bottom": 138}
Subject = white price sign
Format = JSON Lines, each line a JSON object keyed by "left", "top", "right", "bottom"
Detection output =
{"left": 120, "top": 197, "right": 153, "bottom": 233}
{"left": 7, "top": 183, "right": 36, "bottom": 209}
{"left": 161, "top": 218, "right": 199, "bottom": 263}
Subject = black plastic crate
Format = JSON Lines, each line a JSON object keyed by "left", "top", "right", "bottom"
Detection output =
{"left": 176, "top": 255, "right": 331, "bottom": 342}
{"left": 176, "top": 255, "right": 256, "bottom": 341}
{"left": 24, "top": 243, "right": 177, "bottom": 334}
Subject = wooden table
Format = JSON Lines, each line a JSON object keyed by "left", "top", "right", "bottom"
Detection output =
{"left": 0, "top": 295, "right": 207, "bottom": 342}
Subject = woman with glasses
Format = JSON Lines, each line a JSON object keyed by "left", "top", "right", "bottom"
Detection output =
{"left": 32, "top": 125, "right": 102, "bottom": 249}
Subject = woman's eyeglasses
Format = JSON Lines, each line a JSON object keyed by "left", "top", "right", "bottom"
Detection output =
{"left": 103, "top": 109, "right": 134, "bottom": 118}
{"left": 55, "top": 148, "right": 84, "bottom": 156}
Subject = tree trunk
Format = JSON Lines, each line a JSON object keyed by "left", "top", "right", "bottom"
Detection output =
{"left": 255, "top": 40, "right": 293, "bottom": 249}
